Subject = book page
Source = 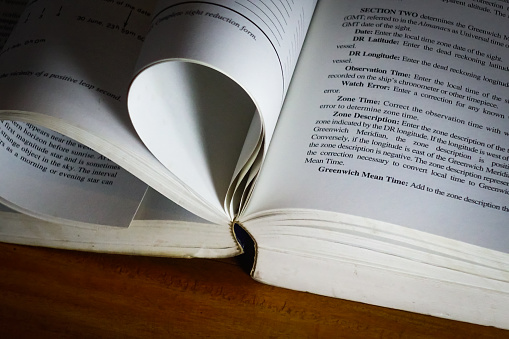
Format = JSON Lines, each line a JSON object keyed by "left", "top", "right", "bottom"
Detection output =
{"left": 0, "top": 121, "right": 146, "bottom": 226}
{"left": 244, "top": 0, "right": 509, "bottom": 252}
{"left": 0, "top": 0, "right": 230, "bottom": 225}
{"left": 128, "top": 0, "right": 317, "bottom": 215}
{"left": 0, "top": 0, "right": 159, "bottom": 226}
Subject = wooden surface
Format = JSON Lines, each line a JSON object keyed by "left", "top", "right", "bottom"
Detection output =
{"left": 0, "top": 242, "right": 508, "bottom": 338}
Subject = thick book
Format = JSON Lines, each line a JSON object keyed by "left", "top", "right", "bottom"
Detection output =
{"left": 1, "top": 0, "right": 508, "bottom": 329}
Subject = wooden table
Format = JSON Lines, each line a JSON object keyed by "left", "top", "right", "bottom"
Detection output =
{"left": 0, "top": 242, "right": 508, "bottom": 338}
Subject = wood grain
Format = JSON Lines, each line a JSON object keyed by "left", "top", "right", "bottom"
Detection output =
{"left": 0, "top": 242, "right": 507, "bottom": 338}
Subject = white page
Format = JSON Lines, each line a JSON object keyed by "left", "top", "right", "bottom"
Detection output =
{"left": 0, "top": 1, "right": 159, "bottom": 226}
{"left": 0, "top": 0, "right": 230, "bottom": 225}
{"left": 135, "top": 187, "right": 211, "bottom": 223}
{"left": 245, "top": 0, "right": 509, "bottom": 252}
{"left": 128, "top": 0, "right": 317, "bottom": 214}
{"left": 0, "top": 121, "right": 146, "bottom": 226}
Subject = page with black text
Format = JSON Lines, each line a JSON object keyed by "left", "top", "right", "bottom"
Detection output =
{"left": 0, "top": 0, "right": 224, "bottom": 225}
{"left": 245, "top": 0, "right": 509, "bottom": 252}
{"left": 0, "top": 0, "right": 152, "bottom": 226}
{"left": 240, "top": 0, "right": 509, "bottom": 327}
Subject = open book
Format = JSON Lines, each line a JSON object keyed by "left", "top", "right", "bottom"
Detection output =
{"left": 1, "top": 0, "right": 509, "bottom": 329}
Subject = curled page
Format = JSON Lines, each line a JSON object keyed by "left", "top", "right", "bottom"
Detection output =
{"left": 128, "top": 0, "right": 317, "bottom": 219}
{"left": 0, "top": 0, "right": 153, "bottom": 226}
